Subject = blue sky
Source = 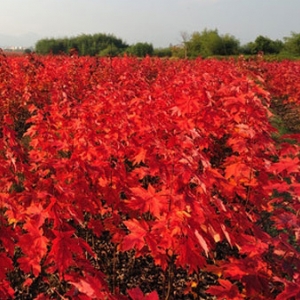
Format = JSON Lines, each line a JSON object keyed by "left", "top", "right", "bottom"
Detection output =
{"left": 0, "top": 0, "right": 299, "bottom": 48}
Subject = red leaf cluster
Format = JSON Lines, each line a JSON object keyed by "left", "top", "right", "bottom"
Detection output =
{"left": 0, "top": 52, "right": 299, "bottom": 298}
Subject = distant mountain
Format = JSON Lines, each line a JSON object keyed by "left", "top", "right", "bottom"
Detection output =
{"left": 0, "top": 32, "right": 41, "bottom": 49}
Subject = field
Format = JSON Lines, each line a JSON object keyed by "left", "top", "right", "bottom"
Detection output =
{"left": 0, "top": 51, "right": 300, "bottom": 299}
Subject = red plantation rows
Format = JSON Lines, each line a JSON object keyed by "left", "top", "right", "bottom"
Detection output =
{"left": 0, "top": 53, "right": 299, "bottom": 299}
{"left": 261, "top": 59, "right": 300, "bottom": 106}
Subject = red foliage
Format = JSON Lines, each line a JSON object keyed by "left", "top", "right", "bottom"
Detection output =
{"left": 127, "top": 287, "right": 159, "bottom": 300}
{"left": 0, "top": 52, "right": 299, "bottom": 298}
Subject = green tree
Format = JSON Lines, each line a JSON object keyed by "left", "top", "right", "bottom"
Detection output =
{"left": 35, "top": 33, "right": 128, "bottom": 56}
{"left": 170, "top": 45, "right": 186, "bottom": 59}
{"left": 241, "top": 36, "right": 284, "bottom": 55}
{"left": 255, "top": 35, "right": 272, "bottom": 53}
{"left": 187, "top": 29, "right": 221, "bottom": 57}
{"left": 35, "top": 40, "right": 47, "bottom": 54}
{"left": 153, "top": 47, "right": 172, "bottom": 57}
{"left": 24, "top": 48, "right": 32, "bottom": 54}
{"left": 36, "top": 37, "right": 72, "bottom": 55}
{"left": 240, "top": 42, "right": 256, "bottom": 55}
{"left": 126, "top": 42, "right": 154, "bottom": 57}
{"left": 185, "top": 31, "right": 202, "bottom": 58}
{"left": 219, "top": 34, "right": 240, "bottom": 55}
{"left": 185, "top": 29, "right": 239, "bottom": 58}
{"left": 98, "top": 44, "right": 120, "bottom": 57}
{"left": 283, "top": 32, "right": 300, "bottom": 56}
{"left": 255, "top": 35, "right": 283, "bottom": 54}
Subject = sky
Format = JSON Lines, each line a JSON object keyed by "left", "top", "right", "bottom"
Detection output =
{"left": 0, "top": 0, "right": 300, "bottom": 48}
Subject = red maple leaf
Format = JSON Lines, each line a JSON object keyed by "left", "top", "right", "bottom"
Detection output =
{"left": 121, "top": 219, "right": 149, "bottom": 252}
{"left": 0, "top": 223, "right": 16, "bottom": 256}
{"left": 271, "top": 156, "right": 300, "bottom": 175}
{"left": 17, "top": 221, "right": 49, "bottom": 277}
{"left": 65, "top": 272, "right": 110, "bottom": 299}
{"left": 275, "top": 277, "right": 300, "bottom": 300}
{"left": 132, "top": 147, "right": 147, "bottom": 165}
{"left": 126, "top": 184, "right": 169, "bottom": 216}
{"left": 46, "top": 230, "right": 94, "bottom": 277}
{"left": 0, "top": 279, "right": 14, "bottom": 299}
{"left": 194, "top": 229, "right": 209, "bottom": 257}
{"left": 0, "top": 252, "right": 13, "bottom": 281}
{"left": 127, "top": 287, "right": 159, "bottom": 300}
{"left": 224, "top": 160, "right": 252, "bottom": 184}
{"left": 206, "top": 279, "right": 243, "bottom": 300}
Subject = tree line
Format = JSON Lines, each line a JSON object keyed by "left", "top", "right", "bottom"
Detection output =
{"left": 34, "top": 30, "right": 300, "bottom": 58}
{"left": 35, "top": 33, "right": 155, "bottom": 57}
